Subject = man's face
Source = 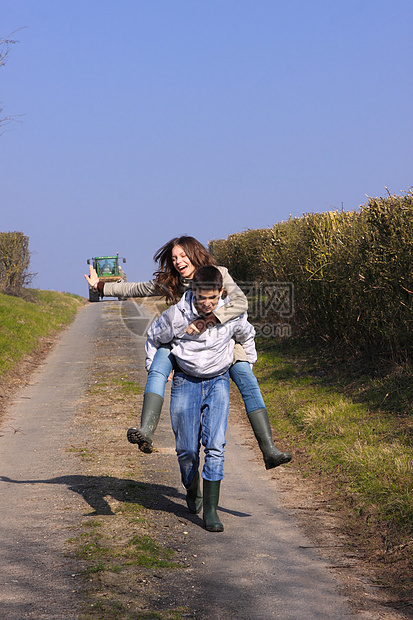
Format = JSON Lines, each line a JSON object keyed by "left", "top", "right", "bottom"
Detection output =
{"left": 194, "top": 288, "right": 223, "bottom": 315}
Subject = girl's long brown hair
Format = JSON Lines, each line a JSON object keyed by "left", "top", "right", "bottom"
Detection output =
{"left": 153, "top": 236, "right": 217, "bottom": 303}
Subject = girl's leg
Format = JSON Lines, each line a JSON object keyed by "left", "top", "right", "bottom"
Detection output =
{"left": 144, "top": 344, "right": 175, "bottom": 396}
{"left": 127, "top": 345, "right": 174, "bottom": 452}
{"left": 228, "top": 360, "right": 265, "bottom": 413}
{"left": 229, "top": 361, "right": 292, "bottom": 470}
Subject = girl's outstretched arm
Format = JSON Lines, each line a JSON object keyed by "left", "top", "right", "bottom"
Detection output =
{"left": 84, "top": 265, "right": 158, "bottom": 298}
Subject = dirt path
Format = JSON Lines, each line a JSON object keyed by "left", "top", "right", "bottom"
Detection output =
{"left": 0, "top": 302, "right": 100, "bottom": 619}
{"left": 0, "top": 300, "right": 410, "bottom": 619}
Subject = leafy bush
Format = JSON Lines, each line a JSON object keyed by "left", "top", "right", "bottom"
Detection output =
{"left": 209, "top": 191, "right": 413, "bottom": 361}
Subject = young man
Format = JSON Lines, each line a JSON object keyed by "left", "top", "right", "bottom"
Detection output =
{"left": 145, "top": 265, "right": 257, "bottom": 532}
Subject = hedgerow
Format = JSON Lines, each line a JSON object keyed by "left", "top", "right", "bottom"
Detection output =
{"left": 209, "top": 191, "right": 413, "bottom": 361}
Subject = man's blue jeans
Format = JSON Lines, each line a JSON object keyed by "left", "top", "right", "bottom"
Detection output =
{"left": 146, "top": 346, "right": 265, "bottom": 415}
{"left": 170, "top": 371, "right": 230, "bottom": 487}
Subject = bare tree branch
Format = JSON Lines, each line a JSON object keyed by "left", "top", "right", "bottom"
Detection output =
{"left": 0, "top": 29, "right": 22, "bottom": 67}
{"left": 0, "top": 28, "right": 26, "bottom": 131}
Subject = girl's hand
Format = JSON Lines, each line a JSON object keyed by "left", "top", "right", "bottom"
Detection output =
{"left": 167, "top": 370, "right": 174, "bottom": 382}
{"left": 186, "top": 314, "right": 218, "bottom": 335}
{"left": 84, "top": 265, "right": 99, "bottom": 287}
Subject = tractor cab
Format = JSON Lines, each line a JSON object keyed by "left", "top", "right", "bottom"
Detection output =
{"left": 95, "top": 257, "right": 117, "bottom": 277}
{"left": 87, "top": 252, "right": 126, "bottom": 301}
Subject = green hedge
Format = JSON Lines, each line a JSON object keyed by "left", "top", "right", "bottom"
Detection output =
{"left": 209, "top": 192, "right": 413, "bottom": 360}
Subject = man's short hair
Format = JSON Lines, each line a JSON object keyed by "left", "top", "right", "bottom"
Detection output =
{"left": 192, "top": 265, "right": 223, "bottom": 292}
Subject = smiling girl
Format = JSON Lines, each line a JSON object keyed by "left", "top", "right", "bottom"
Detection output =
{"left": 85, "top": 235, "right": 291, "bottom": 470}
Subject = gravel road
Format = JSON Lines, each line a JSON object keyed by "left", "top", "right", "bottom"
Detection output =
{"left": 0, "top": 300, "right": 408, "bottom": 619}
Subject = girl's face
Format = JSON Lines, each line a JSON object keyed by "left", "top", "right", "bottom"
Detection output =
{"left": 171, "top": 245, "right": 196, "bottom": 279}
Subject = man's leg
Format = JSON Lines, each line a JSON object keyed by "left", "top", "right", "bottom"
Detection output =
{"left": 201, "top": 372, "right": 230, "bottom": 532}
{"left": 170, "top": 373, "right": 203, "bottom": 509}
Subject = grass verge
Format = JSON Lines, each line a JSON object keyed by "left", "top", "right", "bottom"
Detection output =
{"left": 0, "top": 289, "right": 85, "bottom": 376}
{"left": 253, "top": 337, "right": 413, "bottom": 597}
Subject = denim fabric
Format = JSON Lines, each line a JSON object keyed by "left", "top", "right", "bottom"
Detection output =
{"left": 144, "top": 345, "right": 174, "bottom": 396}
{"left": 170, "top": 371, "right": 230, "bottom": 486}
{"left": 229, "top": 361, "right": 266, "bottom": 414}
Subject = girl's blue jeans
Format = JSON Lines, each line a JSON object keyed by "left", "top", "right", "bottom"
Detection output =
{"left": 170, "top": 371, "right": 230, "bottom": 485}
{"left": 145, "top": 345, "right": 265, "bottom": 414}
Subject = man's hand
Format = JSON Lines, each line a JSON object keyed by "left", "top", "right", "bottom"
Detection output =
{"left": 186, "top": 313, "right": 218, "bottom": 335}
{"left": 84, "top": 265, "right": 99, "bottom": 287}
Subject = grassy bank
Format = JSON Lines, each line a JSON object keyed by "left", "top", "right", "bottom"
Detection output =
{"left": 253, "top": 337, "right": 413, "bottom": 596}
{"left": 0, "top": 289, "right": 85, "bottom": 376}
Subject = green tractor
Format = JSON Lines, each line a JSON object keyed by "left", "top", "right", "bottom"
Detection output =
{"left": 87, "top": 252, "right": 127, "bottom": 302}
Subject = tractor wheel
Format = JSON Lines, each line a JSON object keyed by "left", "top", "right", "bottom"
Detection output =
{"left": 89, "top": 288, "right": 100, "bottom": 302}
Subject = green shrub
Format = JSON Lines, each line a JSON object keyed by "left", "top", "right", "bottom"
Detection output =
{"left": 209, "top": 191, "right": 413, "bottom": 361}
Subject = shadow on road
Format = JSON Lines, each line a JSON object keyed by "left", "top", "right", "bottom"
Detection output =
{"left": 0, "top": 474, "right": 250, "bottom": 522}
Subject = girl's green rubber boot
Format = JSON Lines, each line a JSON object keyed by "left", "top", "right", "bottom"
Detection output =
{"left": 248, "top": 408, "right": 292, "bottom": 470}
{"left": 127, "top": 392, "right": 164, "bottom": 453}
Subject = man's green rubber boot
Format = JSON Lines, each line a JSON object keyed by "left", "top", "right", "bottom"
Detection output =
{"left": 248, "top": 408, "right": 292, "bottom": 470}
{"left": 127, "top": 392, "right": 164, "bottom": 453}
{"left": 185, "top": 471, "right": 203, "bottom": 514}
{"left": 203, "top": 479, "right": 224, "bottom": 532}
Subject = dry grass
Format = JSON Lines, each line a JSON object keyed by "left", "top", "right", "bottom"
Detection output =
{"left": 253, "top": 340, "right": 413, "bottom": 601}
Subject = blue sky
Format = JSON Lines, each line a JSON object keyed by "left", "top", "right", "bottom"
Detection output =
{"left": 1, "top": 0, "right": 412, "bottom": 296}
